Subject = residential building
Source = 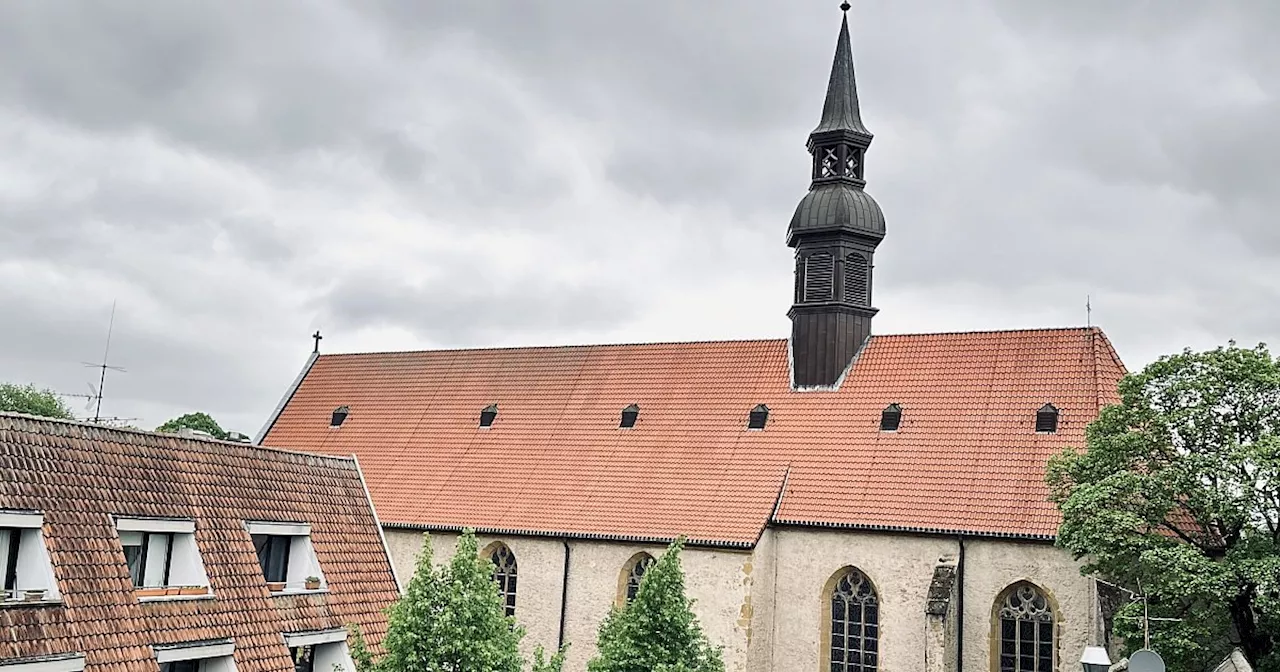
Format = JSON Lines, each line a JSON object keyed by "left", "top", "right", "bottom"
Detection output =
{"left": 0, "top": 413, "right": 399, "bottom": 672}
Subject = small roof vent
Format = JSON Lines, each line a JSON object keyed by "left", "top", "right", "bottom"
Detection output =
{"left": 479, "top": 404, "right": 498, "bottom": 428}
{"left": 330, "top": 406, "right": 350, "bottom": 428}
{"left": 1035, "top": 403, "right": 1059, "bottom": 433}
{"left": 620, "top": 404, "right": 639, "bottom": 429}
{"left": 879, "top": 403, "right": 902, "bottom": 432}
{"left": 748, "top": 404, "right": 769, "bottom": 430}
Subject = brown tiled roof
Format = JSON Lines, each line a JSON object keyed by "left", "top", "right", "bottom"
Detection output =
{"left": 261, "top": 327, "right": 1126, "bottom": 545}
{"left": 0, "top": 414, "right": 399, "bottom": 672}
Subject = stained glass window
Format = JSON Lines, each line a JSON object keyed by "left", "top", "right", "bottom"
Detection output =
{"left": 828, "top": 568, "right": 878, "bottom": 672}
{"left": 624, "top": 553, "right": 655, "bottom": 603}
{"left": 490, "top": 544, "right": 518, "bottom": 617}
{"left": 998, "top": 583, "right": 1055, "bottom": 672}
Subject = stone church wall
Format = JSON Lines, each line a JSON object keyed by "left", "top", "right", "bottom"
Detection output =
{"left": 381, "top": 527, "right": 1099, "bottom": 672}
{"left": 381, "top": 529, "right": 756, "bottom": 672}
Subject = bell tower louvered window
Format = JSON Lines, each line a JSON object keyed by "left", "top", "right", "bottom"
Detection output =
{"left": 844, "top": 253, "right": 869, "bottom": 305}
{"left": 479, "top": 404, "right": 498, "bottom": 428}
{"left": 620, "top": 404, "right": 639, "bottom": 429}
{"left": 748, "top": 404, "right": 769, "bottom": 430}
{"left": 803, "top": 252, "right": 834, "bottom": 302}
{"left": 879, "top": 404, "right": 901, "bottom": 432}
{"left": 1035, "top": 404, "right": 1058, "bottom": 434}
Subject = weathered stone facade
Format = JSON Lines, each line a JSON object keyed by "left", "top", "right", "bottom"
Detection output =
{"left": 383, "top": 527, "right": 1101, "bottom": 672}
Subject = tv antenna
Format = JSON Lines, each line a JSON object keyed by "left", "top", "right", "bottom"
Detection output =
{"left": 1086, "top": 294, "right": 1092, "bottom": 328}
{"left": 81, "top": 301, "right": 126, "bottom": 423}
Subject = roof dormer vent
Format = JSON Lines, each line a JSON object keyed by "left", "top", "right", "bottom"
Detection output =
{"left": 479, "top": 404, "right": 498, "bottom": 428}
{"left": 879, "top": 403, "right": 902, "bottom": 432}
{"left": 330, "top": 406, "right": 350, "bottom": 428}
{"left": 748, "top": 404, "right": 769, "bottom": 430}
{"left": 620, "top": 404, "right": 639, "bottom": 429}
{"left": 1035, "top": 403, "right": 1059, "bottom": 433}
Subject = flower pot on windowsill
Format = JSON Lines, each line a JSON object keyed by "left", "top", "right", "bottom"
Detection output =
{"left": 266, "top": 581, "right": 286, "bottom": 593}
{"left": 135, "top": 587, "right": 168, "bottom": 598}
{"left": 304, "top": 577, "right": 321, "bottom": 591}
{"left": 178, "top": 586, "right": 207, "bottom": 596}
{"left": 23, "top": 589, "right": 46, "bottom": 602}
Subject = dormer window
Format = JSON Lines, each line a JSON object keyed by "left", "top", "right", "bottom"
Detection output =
{"left": 620, "top": 404, "right": 639, "bottom": 429}
{"left": 0, "top": 510, "right": 59, "bottom": 604}
{"left": 879, "top": 404, "right": 902, "bottom": 432}
{"left": 330, "top": 406, "right": 349, "bottom": 428}
{"left": 748, "top": 404, "right": 769, "bottom": 430}
{"left": 115, "top": 517, "right": 210, "bottom": 600}
{"left": 285, "top": 629, "right": 357, "bottom": 672}
{"left": 247, "top": 521, "right": 325, "bottom": 594}
{"left": 1035, "top": 404, "right": 1059, "bottom": 433}
{"left": 154, "top": 640, "right": 235, "bottom": 672}
{"left": 479, "top": 404, "right": 498, "bottom": 428}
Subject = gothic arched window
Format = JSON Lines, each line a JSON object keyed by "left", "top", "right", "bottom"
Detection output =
{"left": 996, "top": 582, "right": 1056, "bottom": 672}
{"left": 618, "top": 552, "right": 656, "bottom": 606}
{"left": 488, "top": 543, "right": 518, "bottom": 617}
{"left": 844, "top": 252, "right": 869, "bottom": 305}
{"left": 824, "top": 567, "right": 879, "bottom": 672}
{"left": 804, "top": 252, "right": 835, "bottom": 302}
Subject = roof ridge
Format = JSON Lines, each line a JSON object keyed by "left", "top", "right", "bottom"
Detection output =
{"left": 0, "top": 411, "right": 359, "bottom": 465}
{"left": 314, "top": 326, "right": 1108, "bottom": 359}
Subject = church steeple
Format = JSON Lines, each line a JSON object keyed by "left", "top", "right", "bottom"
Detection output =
{"left": 787, "top": 2, "right": 886, "bottom": 389}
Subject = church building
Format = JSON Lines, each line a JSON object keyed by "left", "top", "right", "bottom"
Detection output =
{"left": 258, "top": 7, "right": 1127, "bottom": 672}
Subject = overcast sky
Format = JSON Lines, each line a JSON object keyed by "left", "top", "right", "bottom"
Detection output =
{"left": 1, "top": 0, "right": 1277, "bottom": 434}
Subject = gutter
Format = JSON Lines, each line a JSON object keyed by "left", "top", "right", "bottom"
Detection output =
{"left": 380, "top": 521, "right": 755, "bottom": 550}
{"left": 558, "top": 541, "right": 571, "bottom": 650}
{"left": 254, "top": 351, "right": 319, "bottom": 445}
{"left": 957, "top": 535, "right": 966, "bottom": 672}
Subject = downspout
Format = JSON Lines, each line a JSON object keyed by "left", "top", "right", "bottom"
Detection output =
{"left": 558, "top": 540, "right": 571, "bottom": 650}
{"left": 956, "top": 535, "right": 966, "bottom": 672}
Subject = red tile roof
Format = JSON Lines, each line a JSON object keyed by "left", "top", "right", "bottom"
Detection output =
{"left": 261, "top": 327, "right": 1126, "bottom": 545}
{"left": 0, "top": 414, "right": 399, "bottom": 672}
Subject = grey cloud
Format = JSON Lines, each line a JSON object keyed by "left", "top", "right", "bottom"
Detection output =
{"left": 1, "top": 0, "right": 1279, "bottom": 433}
{"left": 320, "top": 268, "right": 636, "bottom": 346}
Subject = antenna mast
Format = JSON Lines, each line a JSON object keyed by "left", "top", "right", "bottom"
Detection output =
{"left": 83, "top": 301, "right": 126, "bottom": 423}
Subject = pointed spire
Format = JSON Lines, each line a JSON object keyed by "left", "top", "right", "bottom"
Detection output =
{"left": 811, "top": 3, "right": 872, "bottom": 141}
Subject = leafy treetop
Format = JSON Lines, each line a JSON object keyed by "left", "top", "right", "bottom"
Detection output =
{"left": 0, "top": 383, "right": 75, "bottom": 420}
{"left": 1048, "top": 342, "right": 1280, "bottom": 671}
{"left": 155, "top": 412, "right": 228, "bottom": 440}
{"left": 587, "top": 538, "right": 724, "bottom": 672}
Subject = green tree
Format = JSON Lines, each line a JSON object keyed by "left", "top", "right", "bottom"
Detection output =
{"left": 346, "top": 623, "right": 376, "bottom": 672}
{"left": 1048, "top": 342, "right": 1280, "bottom": 671}
{"left": 587, "top": 538, "right": 724, "bottom": 672}
{"left": 0, "top": 383, "right": 75, "bottom": 420}
{"left": 156, "top": 412, "right": 228, "bottom": 440}
{"left": 381, "top": 530, "right": 525, "bottom": 672}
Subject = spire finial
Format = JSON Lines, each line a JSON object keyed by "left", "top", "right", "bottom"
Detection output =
{"left": 840, "top": 1, "right": 850, "bottom": 11}
{"left": 312, "top": 330, "right": 323, "bottom": 354}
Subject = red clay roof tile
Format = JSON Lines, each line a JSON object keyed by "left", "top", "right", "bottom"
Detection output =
{"left": 0, "top": 414, "right": 399, "bottom": 671}
{"left": 262, "top": 327, "right": 1126, "bottom": 545}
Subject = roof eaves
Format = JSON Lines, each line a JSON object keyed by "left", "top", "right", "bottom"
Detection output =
{"left": 769, "top": 518, "right": 1056, "bottom": 542}
{"left": 254, "top": 351, "right": 319, "bottom": 445}
{"left": 380, "top": 521, "right": 755, "bottom": 550}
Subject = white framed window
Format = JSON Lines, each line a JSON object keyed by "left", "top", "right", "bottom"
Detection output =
{"left": 284, "top": 629, "right": 354, "bottom": 672}
{"left": 0, "top": 510, "right": 60, "bottom": 604}
{"left": 154, "top": 640, "right": 236, "bottom": 672}
{"left": 246, "top": 521, "right": 325, "bottom": 593}
{"left": 115, "top": 517, "right": 210, "bottom": 600}
{"left": 0, "top": 653, "right": 85, "bottom": 672}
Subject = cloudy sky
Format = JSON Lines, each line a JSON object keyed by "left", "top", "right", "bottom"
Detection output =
{"left": 1, "top": 1, "right": 1277, "bottom": 435}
